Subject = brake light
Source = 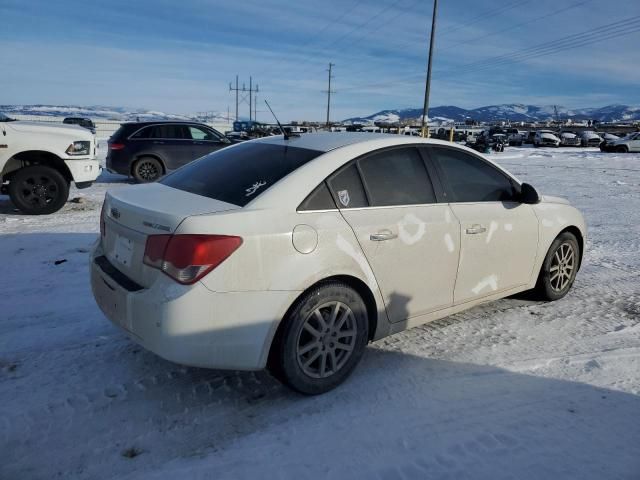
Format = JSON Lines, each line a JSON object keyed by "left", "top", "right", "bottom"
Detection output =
{"left": 109, "top": 142, "right": 125, "bottom": 150}
{"left": 143, "top": 234, "right": 242, "bottom": 285}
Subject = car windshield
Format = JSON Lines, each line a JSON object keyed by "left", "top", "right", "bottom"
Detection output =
{"left": 161, "top": 141, "right": 323, "bottom": 207}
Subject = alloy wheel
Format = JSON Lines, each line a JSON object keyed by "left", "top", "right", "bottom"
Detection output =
{"left": 549, "top": 242, "right": 575, "bottom": 292}
{"left": 296, "top": 301, "right": 358, "bottom": 379}
{"left": 138, "top": 161, "right": 159, "bottom": 181}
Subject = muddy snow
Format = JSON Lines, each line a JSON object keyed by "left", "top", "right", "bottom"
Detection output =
{"left": 1, "top": 144, "right": 639, "bottom": 479}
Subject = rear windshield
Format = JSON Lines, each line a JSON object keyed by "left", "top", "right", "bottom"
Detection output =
{"left": 160, "top": 142, "right": 323, "bottom": 206}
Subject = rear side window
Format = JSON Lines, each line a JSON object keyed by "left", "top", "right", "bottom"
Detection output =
{"left": 328, "top": 164, "right": 368, "bottom": 209}
{"left": 161, "top": 142, "right": 322, "bottom": 207}
{"left": 298, "top": 183, "right": 336, "bottom": 211}
{"left": 430, "top": 147, "right": 516, "bottom": 202}
{"left": 130, "top": 126, "right": 153, "bottom": 139}
{"left": 149, "top": 124, "right": 190, "bottom": 139}
{"left": 358, "top": 147, "right": 435, "bottom": 206}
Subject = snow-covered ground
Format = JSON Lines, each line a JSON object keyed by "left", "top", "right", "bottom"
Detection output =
{"left": 1, "top": 145, "right": 639, "bottom": 479}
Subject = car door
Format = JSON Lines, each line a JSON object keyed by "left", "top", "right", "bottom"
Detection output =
{"left": 327, "top": 146, "right": 460, "bottom": 323}
{"left": 427, "top": 146, "right": 538, "bottom": 305}
{"left": 188, "top": 125, "right": 228, "bottom": 159}
{"left": 148, "top": 124, "right": 192, "bottom": 170}
{"left": 629, "top": 133, "right": 640, "bottom": 152}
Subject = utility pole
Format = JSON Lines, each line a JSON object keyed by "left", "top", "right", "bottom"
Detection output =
{"left": 229, "top": 75, "right": 258, "bottom": 122}
{"left": 254, "top": 92, "right": 257, "bottom": 122}
{"left": 228, "top": 75, "right": 239, "bottom": 121}
{"left": 421, "top": 0, "right": 438, "bottom": 138}
{"left": 325, "top": 63, "right": 335, "bottom": 127}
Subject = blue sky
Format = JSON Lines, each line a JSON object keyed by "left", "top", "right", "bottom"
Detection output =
{"left": 1, "top": 0, "right": 639, "bottom": 121}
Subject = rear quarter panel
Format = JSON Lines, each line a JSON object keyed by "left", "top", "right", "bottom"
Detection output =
{"left": 176, "top": 208, "right": 391, "bottom": 338}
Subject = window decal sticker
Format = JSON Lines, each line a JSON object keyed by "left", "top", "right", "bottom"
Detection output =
{"left": 338, "top": 190, "right": 350, "bottom": 207}
{"left": 245, "top": 181, "right": 267, "bottom": 197}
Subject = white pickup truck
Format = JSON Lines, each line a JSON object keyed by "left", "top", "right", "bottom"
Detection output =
{"left": 0, "top": 113, "right": 100, "bottom": 214}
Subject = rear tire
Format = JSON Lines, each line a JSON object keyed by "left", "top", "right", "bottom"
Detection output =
{"left": 269, "top": 282, "right": 369, "bottom": 395}
{"left": 8, "top": 165, "right": 69, "bottom": 215}
{"left": 533, "top": 232, "right": 580, "bottom": 301}
{"left": 132, "top": 157, "right": 163, "bottom": 183}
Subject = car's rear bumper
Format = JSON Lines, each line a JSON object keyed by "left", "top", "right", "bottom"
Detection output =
{"left": 90, "top": 243, "right": 297, "bottom": 370}
{"left": 106, "top": 151, "right": 131, "bottom": 176}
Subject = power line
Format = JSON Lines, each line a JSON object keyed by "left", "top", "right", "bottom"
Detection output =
{"left": 438, "top": 0, "right": 591, "bottom": 52}
{"left": 254, "top": 0, "right": 365, "bottom": 79}
{"left": 436, "top": 0, "right": 529, "bottom": 37}
{"left": 337, "top": 0, "right": 546, "bottom": 82}
{"left": 258, "top": 0, "right": 412, "bottom": 85}
{"left": 337, "top": 16, "right": 640, "bottom": 93}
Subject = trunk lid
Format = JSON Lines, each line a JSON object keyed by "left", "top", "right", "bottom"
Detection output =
{"left": 102, "top": 183, "right": 239, "bottom": 287}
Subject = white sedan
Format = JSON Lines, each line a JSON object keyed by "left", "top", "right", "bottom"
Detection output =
{"left": 91, "top": 133, "right": 586, "bottom": 394}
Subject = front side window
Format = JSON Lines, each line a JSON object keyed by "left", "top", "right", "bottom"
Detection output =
{"left": 161, "top": 142, "right": 322, "bottom": 207}
{"left": 189, "top": 125, "right": 221, "bottom": 141}
{"left": 358, "top": 147, "right": 435, "bottom": 207}
{"left": 430, "top": 146, "right": 516, "bottom": 202}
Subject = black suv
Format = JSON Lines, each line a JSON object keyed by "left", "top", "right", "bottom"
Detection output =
{"left": 107, "top": 121, "right": 231, "bottom": 182}
{"left": 63, "top": 117, "right": 96, "bottom": 134}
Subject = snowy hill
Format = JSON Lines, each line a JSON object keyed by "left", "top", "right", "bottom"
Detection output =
{"left": 345, "top": 104, "right": 640, "bottom": 124}
{"left": 0, "top": 104, "right": 228, "bottom": 122}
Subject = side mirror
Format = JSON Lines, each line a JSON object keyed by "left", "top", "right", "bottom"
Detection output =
{"left": 519, "top": 182, "right": 540, "bottom": 204}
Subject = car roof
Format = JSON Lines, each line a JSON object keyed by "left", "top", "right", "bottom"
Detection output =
{"left": 120, "top": 120, "right": 208, "bottom": 127}
{"left": 253, "top": 131, "right": 455, "bottom": 153}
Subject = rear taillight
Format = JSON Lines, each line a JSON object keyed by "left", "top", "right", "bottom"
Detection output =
{"left": 109, "top": 142, "right": 125, "bottom": 150}
{"left": 143, "top": 234, "right": 242, "bottom": 285}
{"left": 100, "top": 202, "right": 106, "bottom": 237}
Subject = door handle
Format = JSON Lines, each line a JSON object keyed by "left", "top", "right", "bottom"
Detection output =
{"left": 465, "top": 224, "right": 487, "bottom": 235}
{"left": 370, "top": 231, "right": 398, "bottom": 241}
{"left": 153, "top": 141, "right": 165, "bottom": 145}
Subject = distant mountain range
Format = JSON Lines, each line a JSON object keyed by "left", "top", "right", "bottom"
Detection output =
{"left": 0, "top": 104, "right": 228, "bottom": 122}
{"left": 344, "top": 104, "right": 640, "bottom": 124}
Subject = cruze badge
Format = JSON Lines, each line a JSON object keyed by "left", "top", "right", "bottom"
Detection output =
{"left": 110, "top": 207, "right": 120, "bottom": 219}
{"left": 338, "top": 190, "right": 350, "bottom": 207}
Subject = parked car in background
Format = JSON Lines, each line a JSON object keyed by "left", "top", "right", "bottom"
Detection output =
{"left": 91, "top": 133, "right": 586, "bottom": 394}
{"left": 0, "top": 112, "right": 99, "bottom": 214}
{"left": 106, "top": 121, "right": 231, "bottom": 183}
{"left": 534, "top": 130, "right": 560, "bottom": 147}
{"left": 599, "top": 132, "right": 640, "bottom": 153}
{"left": 581, "top": 131, "right": 602, "bottom": 147}
{"left": 601, "top": 133, "right": 620, "bottom": 142}
{"left": 506, "top": 128, "right": 523, "bottom": 146}
{"left": 525, "top": 131, "right": 537, "bottom": 144}
{"left": 558, "top": 131, "right": 581, "bottom": 147}
{"left": 63, "top": 117, "right": 96, "bottom": 135}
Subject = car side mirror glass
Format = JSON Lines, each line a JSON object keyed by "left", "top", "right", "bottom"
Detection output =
{"left": 519, "top": 182, "right": 540, "bottom": 204}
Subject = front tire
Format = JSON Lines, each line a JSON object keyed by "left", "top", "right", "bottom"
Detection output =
{"left": 270, "top": 282, "right": 369, "bottom": 395}
{"left": 132, "top": 157, "right": 163, "bottom": 183}
{"left": 534, "top": 232, "right": 580, "bottom": 301}
{"left": 8, "top": 165, "right": 69, "bottom": 215}
{"left": 615, "top": 145, "right": 629, "bottom": 153}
